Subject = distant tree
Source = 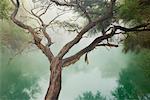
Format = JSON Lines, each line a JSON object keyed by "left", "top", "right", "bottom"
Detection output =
{"left": 3, "top": 0, "right": 150, "bottom": 99}
{"left": 76, "top": 91, "right": 106, "bottom": 100}
{"left": 112, "top": 49, "right": 150, "bottom": 100}
{"left": 0, "top": 20, "right": 31, "bottom": 52}
{"left": 0, "top": 2, "right": 36, "bottom": 99}
{"left": 0, "top": 44, "right": 40, "bottom": 100}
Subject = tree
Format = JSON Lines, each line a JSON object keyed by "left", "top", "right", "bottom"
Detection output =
{"left": 0, "top": 56, "right": 40, "bottom": 100}
{"left": 0, "top": 19, "right": 39, "bottom": 100}
{"left": 7, "top": 0, "right": 150, "bottom": 100}
{"left": 112, "top": 49, "right": 150, "bottom": 100}
{"left": 76, "top": 91, "right": 106, "bottom": 100}
{"left": 0, "top": 29, "right": 38, "bottom": 100}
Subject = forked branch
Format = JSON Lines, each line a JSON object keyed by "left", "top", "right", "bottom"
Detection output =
{"left": 63, "top": 23, "right": 150, "bottom": 67}
{"left": 10, "top": 0, "right": 54, "bottom": 62}
{"left": 57, "top": 0, "right": 116, "bottom": 58}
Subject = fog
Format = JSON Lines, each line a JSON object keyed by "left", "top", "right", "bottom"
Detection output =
{"left": 0, "top": 1, "right": 130, "bottom": 99}
{"left": 9, "top": 41, "right": 128, "bottom": 100}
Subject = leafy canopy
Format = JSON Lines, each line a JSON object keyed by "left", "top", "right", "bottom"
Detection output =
{"left": 0, "top": 0, "right": 11, "bottom": 19}
{"left": 112, "top": 49, "right": 150, "bottom": 100}
{"left": 76, "top": 91, "right": 106, "bottom": 100}
{"left": 120, "top": 0, "right": 150, "bottom": 52}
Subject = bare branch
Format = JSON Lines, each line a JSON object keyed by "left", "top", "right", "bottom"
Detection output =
{"left": 10, "top": 0, "right": 17, "bottom": 6}
{"left": 46, "top": 13, "right": 65, "bottom": 27}
{"left": 30, "top": 6, "right": 53, "bottom": 47}
{"left": 39, "top": 3, "right": 52, "bottom": 17}
{"left": 31, "top": 9, "right": 44, "bottom": 25}
{"left": 10, "top": 0, "right": 54, "bottom": 62}
{"left": 11, "top": 0, "right": 30, "bottom": 29}
{"left": 96, "top": 43, "right": 118, "bottom": 47}
{"left": 22, "top": 3, "right": 42, "bottom": 26}
{"left": 50, "top": 0, "right": 76, "bottom": 7}
{"left": 42, "top": 26, "right": 53, "bottom": 47}
{"left": 115, "top": 23, "right": 150, "bottom": 32}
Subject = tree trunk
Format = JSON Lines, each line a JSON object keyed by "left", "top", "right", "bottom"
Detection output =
{"left": 45, "top": 57, "right": 62, "bottom": 100}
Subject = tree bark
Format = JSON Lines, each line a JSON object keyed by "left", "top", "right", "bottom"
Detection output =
{"left": 45, "top": 57, "right": 62, "bottom": 100}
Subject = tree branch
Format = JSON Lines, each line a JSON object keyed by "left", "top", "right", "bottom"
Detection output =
{"left": 42, "top": 26, "right": 53, "bottom": 47}
{"left": 10, "top": 0, "right": 54, "bottom": 62}
{"left": 62, "top": 22, "right": 150, "bottom": 67}
{"left": 57, "top": 0, "right": 116, "bottom": 58}
{"left": 114, "top": 23, "right": 150, "bottom": 32}
{"left": 50, "top": 0, "right": 76, "bottom": 7}
{"left": 39, "top": 3, "right": 52, "bottom": 17}
{"left": 96, "top": 43, "right": 118, "bottom": 47}
{"left": 62, "top": 30, "right": 117, "bottom": 67}
{"left": 76, "top": 0, "right": 92, "bottom": 22}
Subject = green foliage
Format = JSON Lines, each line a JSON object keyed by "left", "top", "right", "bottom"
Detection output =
{"left": 123, "top": 32, "right": 150, "bottom": 53}
{"left": 118, "top": 0, "right": 150, "bottom": 23}
{"left": 76, "top": 50, "right": 150, "bottom": 100}
{"left": 112, "top": 70, "right": 139, "bottom": 100}
{"left": 73, "top": 0, "right": 107, "bottom": 19}
{"left": 0, "top": 20, "right": 31, "bottom": 52}
{"left": 76, "top": 91, "right": 106, "bottom": 100}
{"left": 119, "top": 0, "right": 150, "bottom": 53}
{"left": 0, "top": 18, "right": 38, "bottom": 99}
{"left": 73, "top": 0, "right": 112, "bottom": 34}
{"left": 112, "top": 49, "right": 150, "bottom": 100}
{"left": 0, "top": 46, "right": 40, "bottom": 100}
{"left": 0, "top": 3, "right": 42, "bottom": 99}
{"left": 0, "top": 0, "right": 11, "bottom": 19}
{"left": 118, "top": 0, "right": 142, "bottom": 23}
